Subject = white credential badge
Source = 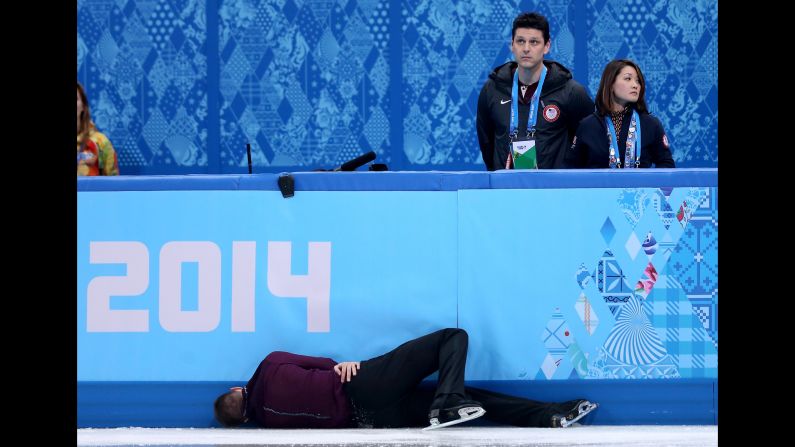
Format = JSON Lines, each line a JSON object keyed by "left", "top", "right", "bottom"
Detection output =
{"left": 512, "top": 139, "right": 537, "bottom": 169}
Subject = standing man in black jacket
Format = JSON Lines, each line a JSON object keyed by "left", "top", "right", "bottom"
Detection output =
{"left": 477, "top": 12, "right": 594, "bottom": 170}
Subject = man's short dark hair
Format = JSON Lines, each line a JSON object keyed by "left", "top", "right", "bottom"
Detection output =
{"left": 214, "top": 391, "right": 246, "bottom": 427}
{"left": 512, "top": 12, "right": 550, "bottom": 43}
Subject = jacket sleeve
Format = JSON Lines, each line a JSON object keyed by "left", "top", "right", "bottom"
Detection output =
{"left": 476, "top": 82, "right": 496, "bottom": 171}
{"left": 264, "top": 351, "right": 337, "bottom": 371}
{"left": 93, "top": 132, "right": 120, "bottom": 176}
{"left": 567, "top": 82, "right": 595, "bottom": 142}
{"left": 564, "top": 118, "right": 589, "bottom": 168}
{"left": 649, "top": 117, "right": 675, "bottom": 168}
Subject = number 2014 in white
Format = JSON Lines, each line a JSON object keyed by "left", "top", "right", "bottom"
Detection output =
{"left": 86, "top": 241, "right": 331, "bottom": 333}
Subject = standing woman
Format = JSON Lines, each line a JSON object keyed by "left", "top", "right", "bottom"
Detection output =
{"left": 565, "top": 59, "right": 674, "bottom": 168}
{"left": 77, "top": 82, "right": 119, "bottom": 176}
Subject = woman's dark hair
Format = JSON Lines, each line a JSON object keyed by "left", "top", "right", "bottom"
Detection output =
{"left": 595, "top": 59, "right": 648, "bottom": 115}
{"left": 76, "top": 82, "right": 94, "bottom": 143}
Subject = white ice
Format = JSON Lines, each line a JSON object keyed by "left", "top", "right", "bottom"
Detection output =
{"left": 77, "top": 425, "right": 717, "bottom": 446}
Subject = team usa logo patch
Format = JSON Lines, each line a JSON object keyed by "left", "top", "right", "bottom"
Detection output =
{"left": 662, "top": 134, "right": 669, "bottom": 148}
{"left": 543, "top": 104, "right": 560, "bottom": 122}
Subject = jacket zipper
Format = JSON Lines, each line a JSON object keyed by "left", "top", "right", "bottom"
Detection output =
{"left": 263, "top": 406, "right": 331, "bottom": 419}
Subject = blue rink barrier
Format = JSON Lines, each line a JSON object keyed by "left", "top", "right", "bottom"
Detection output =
{"left": 78, "top": 170, "right": 717, "bottom": 427}
{"left": 78, "top": 379, "right": 715, "bottom": 427}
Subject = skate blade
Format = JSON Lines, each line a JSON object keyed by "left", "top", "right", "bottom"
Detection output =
{"left": 560, "top": 402, "right": 598, "bottom": 428}
{"left": 422, "top": 407, "right": 486, "bottom": 431}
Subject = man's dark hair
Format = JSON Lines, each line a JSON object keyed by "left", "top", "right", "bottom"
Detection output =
{"left": 214, "top": 391, "right": 246, "bottom": 427}
{"left": 512, "top": 12, "right": 550, "bottom": 42}
{"left": 595, "top": 59, "right": 648, "bottom": 115}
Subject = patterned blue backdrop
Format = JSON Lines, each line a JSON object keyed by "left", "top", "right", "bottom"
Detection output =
{"left": 77, "top": 0, "right": 717, "bottom": 174}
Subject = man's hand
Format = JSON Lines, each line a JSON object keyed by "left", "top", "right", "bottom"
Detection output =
{"left": 333, "top": 361, "right": 361, "bottom": 383}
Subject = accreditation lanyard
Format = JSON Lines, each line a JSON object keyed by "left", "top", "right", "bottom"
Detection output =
{"left": 509, "top": 65, "right": 547, "bottom": 139}
{"left": 506, "top": 65, "right": 547, "bottom": 169}
{"left": 605, "top": 110, "right": 641, "bottom": 169}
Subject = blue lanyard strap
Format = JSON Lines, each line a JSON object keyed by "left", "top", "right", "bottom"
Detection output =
{"left": 510, "top": 65, "right": 547, "bottom": 138}
{"left": 605, "top": 110, "right": 642, "bottom": 168}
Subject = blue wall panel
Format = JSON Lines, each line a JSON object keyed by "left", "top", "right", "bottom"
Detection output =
{"left": 77, "top": 171, "right": 717, "bottom": 426}
{"left": 78, "top": 379, "right": 716, "bottom": 427}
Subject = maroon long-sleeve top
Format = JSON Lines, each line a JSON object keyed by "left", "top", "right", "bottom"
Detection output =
{"left": 244, "top": 351, "right": 352, "bottom": 428}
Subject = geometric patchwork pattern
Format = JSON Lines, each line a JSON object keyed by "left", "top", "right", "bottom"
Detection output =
{"left": 543, "top": 187, "right": 717, "bottom": 380}
{"left": 600, "top": 217, "right": 617, "bottom": 245}
{"left": 539, "top": 307, "right": 574, "bottom": 379}
{"left": 641, "top": 231, "right": 658, "bottom": 257}
{"left": 217, "top": 0, "right": 392, "bottom": 170}
{"left": 609, "top": 189, "right": 680, "bottom": 287}
{"left": 656, "top": 189, "right": 676, "bottom": 230}
{"left": 616, "top": 189, "right": 684, "bottom": 247}
{"left": 667, "top": 188, "right": 717, "bottom": 345}
{"left": 688, "top": 271, "right": 717, "bottom": 346}
{"left": 79, "top": 0, "right": 717, "bottom": 174}
{"left": 672, "top": 187, "right": 710, "bottom": 230}
{"left": 587, "top": 346, "right": 680, "bottom": 379}
{"left": 602, "top": 294, "right": 667, "bottom": 365}
{"left": 656, "top": 231, "right": 678, "bottom": 266}
{"left": 567, "top": 342, "right": 590, "bottom": 379}
{"left": 668, "top": 190, "right": 717, "bottom": 295}
{"left": 591, "top": 249, "right": 634, "bottom": 316}
{"left": 647, "top": 273, "right": 718, "bottom": 377}
{"left": 78, "top": 0, "right": 209, "bottom": 172}
{"left": 586, "top": 0, "right": 718, "bottom": 167}
{"left": 634, "top": 262, "right": 659, "bottom": 300}
{"left": 575, "top": 262, "right": 592, "bottom": 290}
{"left": 616, "top": 187, "right": 678, "bottom": 234}
{"left": 690, "top": 299, "right": 717, "bottom": 342}
{"left": 616, "top": 188, "right": 651, "bottom": 227}
{"left": 575, "top": 292, "right": 600, "bottom": 336}
{"left": 625, "top": 231, "right": 642, "bottom": 260}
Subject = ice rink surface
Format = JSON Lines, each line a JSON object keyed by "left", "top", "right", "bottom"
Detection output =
{"left": 78, "top": 425, "right": 717, "bottom": 446}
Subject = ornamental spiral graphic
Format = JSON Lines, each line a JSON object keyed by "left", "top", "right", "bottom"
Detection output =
{"left": 603, "top": 295, "right": 666, "bottom": 365}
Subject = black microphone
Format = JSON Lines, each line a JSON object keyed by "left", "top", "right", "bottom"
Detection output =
{"left": 246, "top": 143, "right": 252, "bottom": 174}
{"left": 334, "top": 151, "right": 376, "bottom": 171}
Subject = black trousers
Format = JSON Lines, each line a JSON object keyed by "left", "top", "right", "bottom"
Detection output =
{"left": 344, "top": 328, "right": 564, "bottom": 428}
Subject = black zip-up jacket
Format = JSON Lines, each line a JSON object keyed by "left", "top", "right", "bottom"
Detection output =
{"left": 477, "top": 60, "right": 594, "bottom": 170}
{"left": 564, "top": 108, "right": 675, "bottom": 168}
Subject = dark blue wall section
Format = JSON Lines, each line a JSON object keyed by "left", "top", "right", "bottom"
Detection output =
{"left": 77, "top": 379, "right": 716, "bottom": 427}
{"left": 77, "top": 0, "right": 718, "bottom": 174}
{"left": 77, "top": 168, "right": 717, "bottom": 191}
